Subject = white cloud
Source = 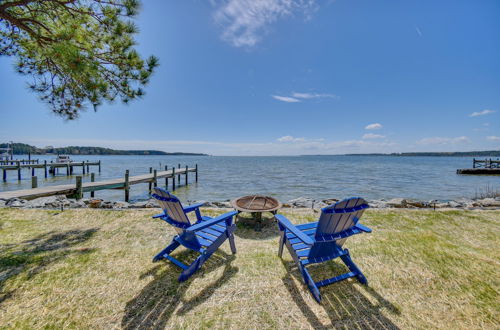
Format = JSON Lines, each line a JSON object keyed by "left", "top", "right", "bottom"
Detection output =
{"left": 416, "top": 136, "right": 470, "bottom": 145}
{"left": 362, "top": 133, "right": 385, "bottom": 139}
{"left": 486, "top": 136, "right": 500, "bottom": 141}
{"left": 212, "top": 0, "right": 317, "bottom": 48}
{"left": 469, "top": 109, "right": 496, "bottom": 117}
{"left": 272, "top": 95, "right": 300, "bottom": 103}
{"left": 365, "top": 123, "right": 383, "bottom": 130}
{"left": 277, "top": 135, "right": 304, "bottom": 142}
{"left": 292, "top": 92, "right": 339, "bottom": 100}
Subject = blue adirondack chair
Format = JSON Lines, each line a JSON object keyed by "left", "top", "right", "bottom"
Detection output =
{"left": 151, "top": 187, "right": 237, "bottom": 282}
{"left": 276, "top": 197, "right": 372, "bottom": 302}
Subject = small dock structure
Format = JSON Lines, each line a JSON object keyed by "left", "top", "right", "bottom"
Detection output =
{"left": 1, "top": 160, "right": 101, "bottom": 181}
{"left": 0, "top": 164, "right": 198, "bottom": 202}
{"left": 457, "top": 158, "right": 500, "bottom": 175}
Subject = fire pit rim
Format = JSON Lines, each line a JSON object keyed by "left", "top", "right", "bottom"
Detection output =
{"left": 231, "top": 195, "right": 282, "bottom": 213}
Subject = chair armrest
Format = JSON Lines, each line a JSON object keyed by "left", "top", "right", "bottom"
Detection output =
{"left": 183, "top": 203, "right": 205, "bottom": 213}
{"left": 152, "top": 212, "right": 166, "bottom": 219}
{"left": 275, "top": 214, "right": 314, "bottom": 245}
{"left": 187, "top": 211, "right": 238, "bottom": 232}
{"left": 355, "top": 223, "right": 372, "bottom": 233}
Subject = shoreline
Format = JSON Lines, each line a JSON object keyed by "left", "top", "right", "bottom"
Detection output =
{"left": 1, "top": 195, "right": 499, "bottom": 210}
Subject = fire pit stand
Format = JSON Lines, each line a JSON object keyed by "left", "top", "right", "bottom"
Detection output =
{"left": 231, "top": 195, "right": 282, "bottom": 231}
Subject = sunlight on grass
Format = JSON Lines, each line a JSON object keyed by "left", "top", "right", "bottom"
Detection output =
{"left": 0, "top": 208, "right": 498, "bottom": 328}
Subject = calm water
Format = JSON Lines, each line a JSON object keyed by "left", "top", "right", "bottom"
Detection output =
{"left": 1, "top": 155, "right": 498, "bottom": 202}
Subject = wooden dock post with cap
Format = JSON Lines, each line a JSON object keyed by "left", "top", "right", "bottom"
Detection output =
{"left": 185, "top": 165, "right": 188, "bottom": 185}
{"left": 17, "top": 163, "right": 21, "bottom": 181}
{"left": 148, "top": 167, "right": 153, "bottom": 191}
{"left": 172, "top": 167, "right": 176, "bottom": 191}
{"left": 164, "top": 165, "right": 168, "bottom": 187}
{"left": 90, "top": 173, "right": 95, "bottom": 197}
{"left": 177, "top": 164, "right": 181, "bottom": 182}
{"left": 124, "top": 170, "right": 130, "bottom": 202}
{"left": 75, "top": 176, "right": 83, "bottom": 200}
{"left": 31, "top": 176, "right": 37, "bottom": 189}
{"left": 195, "top": 164, "right": 198, "bottom": 182}
{"left": 44, "top": 160, "right": 47, "bottom": 178}
{"left": 153, "top": 169, "right": 158, "bottom": 188}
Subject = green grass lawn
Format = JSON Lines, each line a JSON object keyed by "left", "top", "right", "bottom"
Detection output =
{"left": 0, "top": 208, "right": 498, "bottom": 329}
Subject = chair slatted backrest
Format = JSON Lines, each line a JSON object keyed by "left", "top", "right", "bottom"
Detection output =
{"left": 308, "top": 197, "right": 369, "bottom": 259}
{"left": 152, "top": 187, "right": 191, "bottom": 234}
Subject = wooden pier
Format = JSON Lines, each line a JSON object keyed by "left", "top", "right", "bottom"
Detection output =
{"left": 0, "top": 165, "right": 198, "bottom": 202}
{"left": 457, "top": 158, "right": 500, "bottom": 175}
{"left": 1, "top": 161, "right": 101, "bottom": 181}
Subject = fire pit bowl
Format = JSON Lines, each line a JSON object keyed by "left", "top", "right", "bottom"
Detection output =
{"left": 231, "top": 195, "right": 282, "bottom": 231}
{"left": 231, "top": 195, "right": 282, "bottom": 213}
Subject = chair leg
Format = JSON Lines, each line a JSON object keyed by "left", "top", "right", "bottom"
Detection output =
{"left": 178, "top": 253, "right": 208, "bottom": 282}
{"left": 153, "top": 239, "right": 180, "bottom": 262}
{"left": 340, "top": 249, "right": 368, "bottom": 285}
{"left": 278, "top": 231, "right": 285, "bottom": 258}
{"left": 228, "top": 234, "right": 237, "bottom": 254}
{"left": 300, "top": 264, "right": 321, "bottom": 303}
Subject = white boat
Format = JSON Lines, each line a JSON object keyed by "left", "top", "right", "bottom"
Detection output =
{"left": 55, "top": 155, "right": 72, "bottom": 163}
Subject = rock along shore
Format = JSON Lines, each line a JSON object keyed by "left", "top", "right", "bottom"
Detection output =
{"left": 1, "top": 195, "right": 499, "bottom": 210}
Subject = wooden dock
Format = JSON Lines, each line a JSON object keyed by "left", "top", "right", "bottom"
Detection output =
{"left": 0, "top": 165, "right": 198, "bottom": 202}
{"left": 1, "top": 161, "right": 101, "bottom": 181}
{"left": 457, "top": 158, "right": 500, "bottom": 175}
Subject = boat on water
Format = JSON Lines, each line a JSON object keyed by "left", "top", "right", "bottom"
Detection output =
{"left": 55, "top": 155, "right": 72, "bottom": 163}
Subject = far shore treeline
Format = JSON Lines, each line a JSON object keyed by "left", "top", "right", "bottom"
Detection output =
{"left": 0, "top": 143, "right": 207, "bottom": 156}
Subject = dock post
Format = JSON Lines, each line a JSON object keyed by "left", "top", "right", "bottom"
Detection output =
{"left": 82, "top": 161, "right": 86, "bottom": 174}
{"left": 66, "top": 164, "right": 70, "bottom": 176}
{"left": 75, "top": 176, "right": 83, "bottom": 200}
{"left": 124, "top": 170, "right": 130, "bottom": 202}
{"left": 86, "top": 161, "right": 89, "bottom": 173}
{"left": 172, "top": 167, "right": 176, "bottom": 191}
{"left": 473, "top": 158, "right": 476, "bottom": 168}
{"left": 185, "top": 165, "right": 188, "bottom": 185}
{"left": 31, "top": 176, "right": 37, "bottom": 188}
{"left": 2, "top": 169, "right": 6, "bottom": 182}
{"left": 148, "top": 167, "right": 153, "bottom": 191}
{"left": 164, "top": 165, "right": 168, "bottom": 187}
{"left": 153, "top": 169, "right": 158, "bottom": 188}
{"left": 44, "top": 160, "right": 47, "bottom": 178}
{"left": 17, "top": 164, "right": 21, "bottom": 181}
{"left": 177, "top": 164, "right": 181, "bottom": 182}
{"left": 195, "top": 164, "right": 198, "bottom": 182}
{"left": 90, "top": 173, "right": 95, "bottom": 198}
{"left": 31, "top": 166, "right": 35, "bottom": 177}
{"left": 98, "top": 161, "right": 101, "bottom": 173}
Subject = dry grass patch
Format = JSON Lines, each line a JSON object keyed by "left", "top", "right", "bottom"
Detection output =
{"left": 0, "top": 207, "right": 498, "bottom": 329}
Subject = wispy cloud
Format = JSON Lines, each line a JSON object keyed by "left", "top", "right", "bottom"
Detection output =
{"left": 272, "top": 91, "right": 337, "bottom": 103}
{"left": 291, "top": 92, "right": 339, "bottom": 100}
{"left": 416, "top": 136, "right": 470, "bottom": 145}
{"left": 415, "top": 26, "right": 422, "bottom": 37}
{"left": 272, "top": 95, "right": 300, "bottom": 103}
{"left": 365, "top": 123, "right": 383, "bottom": 130}
{"left": 362, "top": 133, "right": 385, "bottom": 139}
{"left": 469, "top": 109, "right": 496, "bottom": 117}
{"left": 486, "top": 136, "right": 500, "bottom": 141}
{"left": 212, "top": 0, "right": 317, "bottom": 48}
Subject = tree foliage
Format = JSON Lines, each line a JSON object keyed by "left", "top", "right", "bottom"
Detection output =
{"left": 0, "top": 0, "right": 158, "bottom": 119}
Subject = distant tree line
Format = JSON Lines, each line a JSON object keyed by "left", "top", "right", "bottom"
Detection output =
{"left": 0, "top": 143, "right": 207, "bottom": 156}
{"left": 344, "top": 151, "right": 500, "bottom": 157}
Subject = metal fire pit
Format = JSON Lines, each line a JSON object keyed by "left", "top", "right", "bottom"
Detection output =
{"left": 231, "top": 195, "right": 282, "bottom": 230}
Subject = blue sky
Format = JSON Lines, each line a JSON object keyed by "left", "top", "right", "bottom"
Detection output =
{"left": 1, "top": 0, "right": 499, "bottom": 155}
